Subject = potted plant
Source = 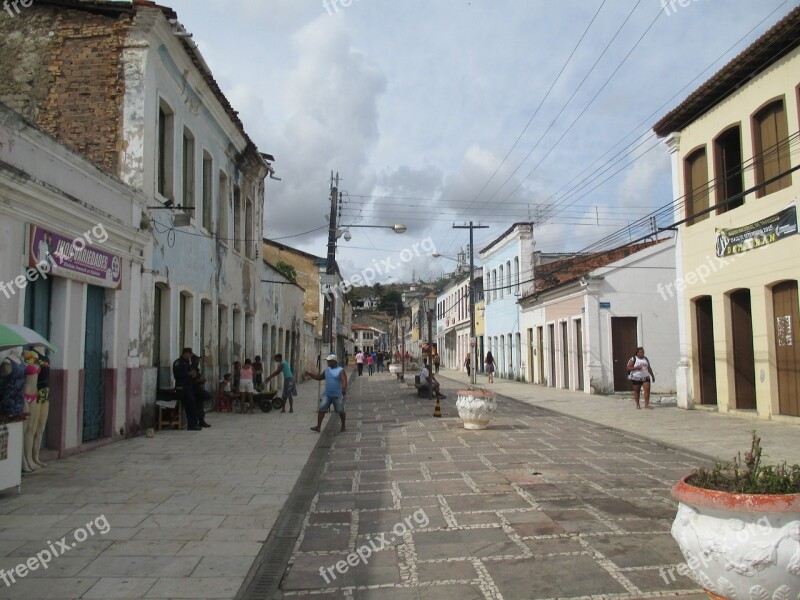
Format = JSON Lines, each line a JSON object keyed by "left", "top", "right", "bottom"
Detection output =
{"left": 670, "top": 433, "right": 800, "bottom": 600}
{"left": 455, "top": 388, "right": 497, "bottom": 430}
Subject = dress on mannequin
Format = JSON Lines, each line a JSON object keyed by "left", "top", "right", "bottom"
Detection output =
{"left": 21, "top": 351, "right": 41, "bottom": 473}
{"left": 0, "top": 350, "right": 26, "bottom": 418}
{"left": 32, "top": 347, "right": 49, "bottom": 468}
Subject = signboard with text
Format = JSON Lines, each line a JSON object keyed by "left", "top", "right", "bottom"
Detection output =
{"left": 715, "top": 205, "right": 798, "bottom": 258}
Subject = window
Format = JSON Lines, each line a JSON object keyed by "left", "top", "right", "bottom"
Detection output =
{"left": 498, "top": 265, "right": 504, "bottom": 299}
{"left": 202, "top": 151, "right": 213, "bottom": 231}
{"left": 218, "top": 172, "right": 229, "bottom": 245}
{"left": 684, "top": 147, "right": 710, "bottom": 226}
{"left": 157, "top": 100, "right": 174, "bottom": 200}
{"left": 714, "top": 126, "right": 744, "bottom": 214}
{"left": 753, "top": 99, "right": 792, "bottom": 197}
{"left": 182, "top": 127, "right": 195, "bottom": 210}
{"left": 245, "top": 198, "right": 254, "bottom": 259}
{"left": 233, "top": 185, "right": 241, "bottom": 253}
{"left": 514, "top": 257, "right": 520, "bottom": 294}
{"left": 506, "top": 260, "right": 512, "bottom": 295}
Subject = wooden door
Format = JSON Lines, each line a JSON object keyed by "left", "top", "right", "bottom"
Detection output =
{"left": 773, "top": 281, "right": 799, "bottom": 416}
{"left": 695, "top": 296, "right": 717, "bottom": 405}
{"left": 575, "top": 319, "right": 584, "bottom": 392}
{"left": 730, "top": 289, "right": 756, "bottom": 409}
{"left": 537, "top": 327, "right": 544, "bottom": 384}
{"left": 561, "top": 322, "right": 569, "bottom": 389}
{"left": 83, "top": 286, "right": 105, "bottom": 442}
{"left": 548, "top": 324, "right": 555, "bottom": 387}
{"left": 612, "top": 317, "right": 638, "bottom": 391}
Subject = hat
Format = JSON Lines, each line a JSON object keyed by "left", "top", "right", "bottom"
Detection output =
{"left": 325, "top": 354, "right": 337, "bottom": 361}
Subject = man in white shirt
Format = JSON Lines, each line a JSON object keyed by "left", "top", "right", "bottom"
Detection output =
{"left": 419, "top": 360, "right": 445, "bottom": 399}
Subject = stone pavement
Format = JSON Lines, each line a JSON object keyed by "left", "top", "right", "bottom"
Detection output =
{"left": 0, "top": 377, "right": 328, "bottom": 600}
{"left": 273, "top": 372, "right": 717, "bottom": 599}
{"left": 435, "top": 368, "right": 800, "bottom": 466}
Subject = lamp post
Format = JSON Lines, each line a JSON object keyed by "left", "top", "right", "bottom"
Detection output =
{"left": 451, "top": 223, "right": 489, "bottom": 385}
{"left": 424, "top": 293, "right": 437, "bottom": 401}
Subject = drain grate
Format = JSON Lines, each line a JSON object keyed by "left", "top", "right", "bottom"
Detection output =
{"left": 236, "top": 417, "right": 337, "bottom": 600}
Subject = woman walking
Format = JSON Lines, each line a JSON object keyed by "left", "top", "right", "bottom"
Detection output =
{"left": 627, "top": 347, "right": 655, "bottom": 409}
{"left": 463, "top": 353, "right": 471, "bottom": 377}
{"left": 485, "top": 351, "right": 495, "bottom": 383}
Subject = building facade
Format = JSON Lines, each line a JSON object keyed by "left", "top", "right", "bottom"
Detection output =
{"left": 519, "top": 240, "right": 679, "bottom": 394}
{"left": 653, "top": 6, "right": 800, "bottom": 419}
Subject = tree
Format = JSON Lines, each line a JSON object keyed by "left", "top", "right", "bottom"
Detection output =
{"left": 378, "top": 290, "right": 403, "bottom": 314}
{"left": 275, "top": 260, "right": 297, "bottom": 282}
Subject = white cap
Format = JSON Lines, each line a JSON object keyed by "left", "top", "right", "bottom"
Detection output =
{"left": 326, "top": 354, "right": 337, "bottom": 361}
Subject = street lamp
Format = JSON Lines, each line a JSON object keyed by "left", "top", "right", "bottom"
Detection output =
{"left": 338, "top": 223, "right": 407, "bottom": 239}
{"left": 424, "top": 293, "right": 437, "bottom": 402}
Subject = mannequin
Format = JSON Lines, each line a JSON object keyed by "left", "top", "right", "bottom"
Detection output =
{"left": 21, "top": 350, "right": 41, "bottom": 473}
{"left": 0, "top": 349, "right": 26, "bottom": 418}
{"left": 31, "top": 345, "right": 49, "bottom": 468}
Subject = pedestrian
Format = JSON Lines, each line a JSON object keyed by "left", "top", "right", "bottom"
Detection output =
{"left": 367, "top": 353, "right": 374, "bottom": 376}
{"left": 233, "top": 360, "right": 241, "bottom": 392}
{"left": 463, "top": 353, "right": 470, "bottom": 377}
{"left": 265, "top": 353, "right": 297, "bottom": 413}
{"left": 419, "top": 359, "right": 446, "bottom": 399}
{"left": 253, "top": 355, "right": 264, "bottom": 390}
{"left": 239, "top": 358, "right": 255, "bottom": 414}
{"left": 355, "top": 349, "right": 364, "bottom": 376}
{"left": 377, "top": 351, "right": 384, "bottom": 373}
{"left": 627, "top": 347, "right": 656, "bottom": 409}
{"left": 190, "top": 354, "right": 212, "bottom": 425}
{"left": 172, "top": 348, "right": 203, "bottom": 430}
{"left": 304, "top": 354, "right": 347, "bottom": 433}
{"left": 434, "top": 353, "right": 440, "bottom": 374}
{"left": 485, "top": 351, "right": 495, "bottom": 383}
{"left": 404, "top": 350, "right": 410, "bottom": 362}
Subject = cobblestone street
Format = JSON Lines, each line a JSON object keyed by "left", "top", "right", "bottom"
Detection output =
{"left": 270, "top": 373, "right": 710, "bottom": 599}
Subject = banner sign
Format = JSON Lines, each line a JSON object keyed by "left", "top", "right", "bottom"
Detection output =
{"left": 715, "top": 205, "right": 798, "bottom": 258}
{"left": 29, "top": 226, "right": 122, "bottom": 289}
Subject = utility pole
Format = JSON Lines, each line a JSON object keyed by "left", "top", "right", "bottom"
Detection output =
{"left": 322, "top": 172, "right": 339, "bottom": 359}
{"left": 453, "top": 221, "right": 489, "bottom": 386}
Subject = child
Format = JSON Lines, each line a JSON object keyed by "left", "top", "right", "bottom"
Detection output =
{"left": 219, "top": 373, "right": 239, "bottom": 409}
{"left": 366, "top": 353, "right": 374, "bottom": 376}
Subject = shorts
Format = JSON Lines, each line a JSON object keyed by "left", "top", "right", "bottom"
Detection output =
{"left": 319, "top": 395, "right": 345, "bottom": 413}
{"left": 282, "top": 377, "right": 297, "bottom": 399}
{"left": 239, "top": 380, "right": 255, "bottom": 393}
{"left": 630, "top": 377, "right": 651, "bottom": 387}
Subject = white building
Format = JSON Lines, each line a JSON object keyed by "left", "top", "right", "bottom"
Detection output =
{"left": 519, "top": 239, "right": 679, "bottom": 394}
{"left": 0, "top": 103, "right": 150, "bottom": 454}
{"left": 436, "top": 268, "right": 482, "bottom": 371}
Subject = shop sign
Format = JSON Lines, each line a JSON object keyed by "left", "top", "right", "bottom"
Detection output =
{"left": 29, "top": 225, "right": 122, "bottom": 289}
{"left": 715, "top": 205, "right": 798, "bottom": 258}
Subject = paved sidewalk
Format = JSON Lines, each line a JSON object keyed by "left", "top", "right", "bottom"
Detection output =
{"left": 436, "top": 368, "right": 800, "bottom": 465}
{"left": 276, "top": 373, "right": 712, "bottom": 599}
{"left": 0, "top": 378, "right": 327, "bottom": 600}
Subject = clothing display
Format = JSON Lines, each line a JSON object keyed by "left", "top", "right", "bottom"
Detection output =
{"left": 0, "top": 359, "right": 26, "bottom": 417}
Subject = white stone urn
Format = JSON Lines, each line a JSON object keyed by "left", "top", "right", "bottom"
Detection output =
{"left": 670, "top": 475, "right": 800, "bottom": 600}
{"left": 455, "top": 389, "right": 497, "bottom": 430}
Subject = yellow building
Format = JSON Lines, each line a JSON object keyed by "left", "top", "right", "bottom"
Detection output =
{"left": 653, "top": 6, "right": 800, "bottom": 419}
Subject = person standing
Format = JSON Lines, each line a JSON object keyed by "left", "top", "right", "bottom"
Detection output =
{"left": 172, "top": 348, "right": 203, "bottom": 430}
{"left": 485, "top": 351, "right": 495, "bottom": 383}
{"left": 355, "top": 349, "right": 365, "bottom": 376}
{"left": 377, "top": 351, "right": 384, "bottom": 373}
{"left": 253, "top": 355, "right": 264, "bottom": 390}
{"left": 367, "top": 353, "right": 375, "bottom": 376}
{"left": 434, "top": 353, "right": 441, "bottom": 374}
{"left": 305, "top": 354, "right": 347, "bottom": 433}
{"left": 627, "top": 347, "right": 656, "bottom": 409}
{"left": 463, "top": 353, "right": 470, "bottom": 377}
{"left": 265, "top": 353, "right": 297, "bottom": 413}
{"left": 239, "top": 358, "right": 255, "bottom": 414}
{"left": 189, "top": 354, "right": 211, "bottom": 426}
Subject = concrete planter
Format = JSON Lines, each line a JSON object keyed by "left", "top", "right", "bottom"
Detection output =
{"left": 455, "top": 389, "right": 496, "bottom": 430}
{"left": 670, "top": 476, "right": 800, "bottom": 600}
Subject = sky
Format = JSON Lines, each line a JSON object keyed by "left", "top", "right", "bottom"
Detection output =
{"left": 165, "top": 0, "right": 797, "bottom": 284}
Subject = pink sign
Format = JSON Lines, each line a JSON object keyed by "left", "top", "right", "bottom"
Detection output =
{"left": 28, "top": 225, "right": 122, "bottom": 289}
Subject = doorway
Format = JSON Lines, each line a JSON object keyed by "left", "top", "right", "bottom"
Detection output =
{"left": 695, "top": 296, "right": 718, "bottom": 405}
{"left": 611, "top": 317, "right": 638, "bottom": 391}
{"left": 561, "top": 321, "right": 569, "bottom": 389}
{"left": 575, "top": 319, "right": 584, "bottom": 392}
{"left": 83, "top": 286, "right": 106, "bottom": 442}
{"left": 548, "top": 324, "right": 555, "bottom": 386}
{"left": 730, "top": 289, "right": 756, "bottom": 409}
{"left": 773, "top": 281, "right": 799, "bottom": 416}
{"left": 537, "top": 326, "right": 544, "bottom": 384}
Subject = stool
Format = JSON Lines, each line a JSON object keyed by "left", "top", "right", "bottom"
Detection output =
{"left": 156, "top": 399, "right": 182, "bottom": 430}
